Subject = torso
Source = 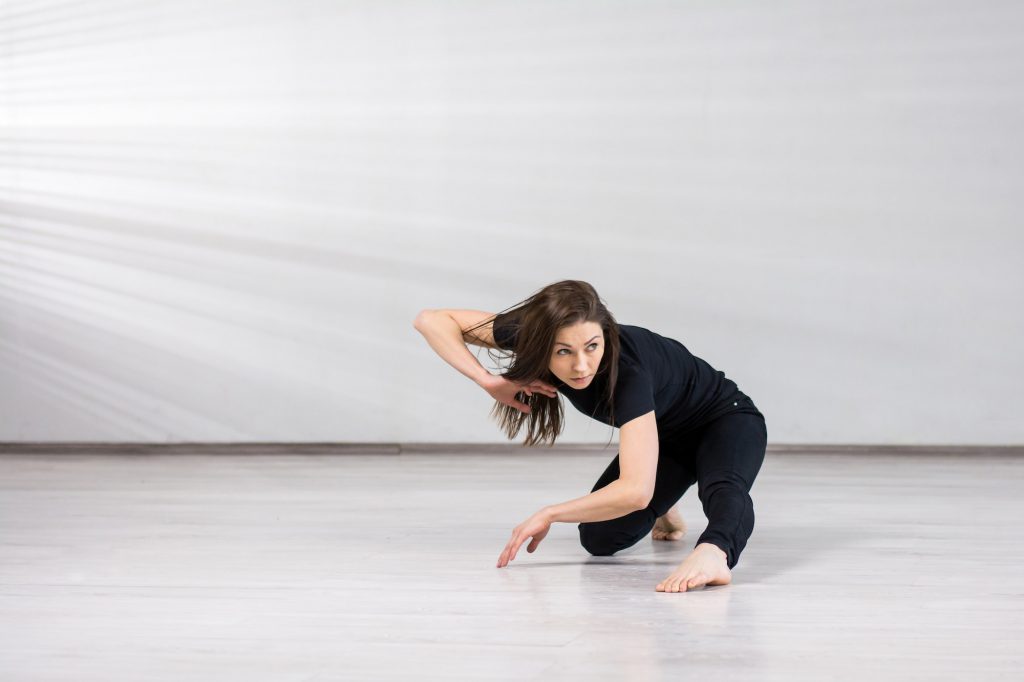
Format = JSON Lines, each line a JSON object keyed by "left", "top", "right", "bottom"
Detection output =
{"left": 558, "top": 324, "right": 759, "bottom": 435}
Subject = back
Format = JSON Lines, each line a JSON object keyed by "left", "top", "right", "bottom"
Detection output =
{"left": 492, "top": 313, "right": 756, "bottom": 435}
{"left": 617, "top": 324, "right": 750, "bottom": 434}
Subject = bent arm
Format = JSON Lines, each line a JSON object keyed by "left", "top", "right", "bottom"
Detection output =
{"left": 545, "top": 479, "right": 645, "bottom": 523}
{"left": 545, "top": 412, "right": 659, "bottom": 523}
{"left": 413, "top": 309, "right": 496, "bottom": 388}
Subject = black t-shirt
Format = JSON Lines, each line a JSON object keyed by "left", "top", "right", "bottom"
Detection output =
{"left": 492, "top": 314, "right": 757, "bottom": 436}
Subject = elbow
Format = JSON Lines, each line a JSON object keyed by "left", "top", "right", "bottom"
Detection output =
{"left": 413, "top": 309, "right": 434, "bottom": 330}
{"left": 629, "top": 487, "right": 654, "bottom": 511}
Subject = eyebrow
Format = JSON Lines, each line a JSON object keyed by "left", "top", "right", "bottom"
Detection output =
{"left": 555, "top": 335, "right": 601, "bottom": 348}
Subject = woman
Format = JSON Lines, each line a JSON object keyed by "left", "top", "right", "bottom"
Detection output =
{"left": 413, "top": 280, "right": 767, "bottom": 593}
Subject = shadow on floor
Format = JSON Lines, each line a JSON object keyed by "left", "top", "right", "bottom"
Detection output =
{"left": 559, "top": 523, "right": 878, "bottom": 583}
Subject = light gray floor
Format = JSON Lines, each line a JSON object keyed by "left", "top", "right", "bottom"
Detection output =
{"left": 1, "top": 449, "right": 1021, "bottom": 681}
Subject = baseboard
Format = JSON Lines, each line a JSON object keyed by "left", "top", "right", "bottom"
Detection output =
{"left": 0, "top": 442, "right": 1021, "bottom": 456}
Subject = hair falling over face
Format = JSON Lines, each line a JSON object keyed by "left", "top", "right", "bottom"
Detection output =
{"left": 465, "top": 280, "right": 622, "bottom": 448}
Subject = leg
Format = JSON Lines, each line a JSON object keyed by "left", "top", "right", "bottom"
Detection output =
{"left": 578, "top": 444, "right": 697, "bottom": 556}
{"left": 692, "top": 410, "right": 767, "bottom": 569}
{"left": 656, "top": 411, "right": 767, "bottom": 592}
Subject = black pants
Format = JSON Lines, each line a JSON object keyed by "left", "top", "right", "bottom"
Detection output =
{"left": 578, "top": 400, "right": 767, "bottom": 569}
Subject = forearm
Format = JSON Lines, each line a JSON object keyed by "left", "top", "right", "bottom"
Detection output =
{"left": 545, "top": 479, "right": 643, "bottom": 524}
{"left": 413, "top": 310, "right": 493, "bottom": 387}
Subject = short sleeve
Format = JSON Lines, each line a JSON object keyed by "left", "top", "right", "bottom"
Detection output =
{"left": 491, "top": 311, "right": 520, "bottom": 350}
{"left": 612, "top": 362, "right": 657, "bottom": 427}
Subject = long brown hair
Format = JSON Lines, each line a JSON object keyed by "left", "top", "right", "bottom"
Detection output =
{"left": 465, "top": 280, "right": 622, "bottom": 447}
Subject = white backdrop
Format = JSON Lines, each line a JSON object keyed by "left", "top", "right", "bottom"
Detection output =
{"left": 1, "top": 0, "right": 1021, "bottom": 444}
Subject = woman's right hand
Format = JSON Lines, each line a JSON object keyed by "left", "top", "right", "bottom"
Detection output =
{"left": 481, "top": 374, "right": 559, "bottom": 414}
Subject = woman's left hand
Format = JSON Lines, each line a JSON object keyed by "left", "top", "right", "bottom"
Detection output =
{"left": 497, "top": 508, "right": 553, "bottom": 567}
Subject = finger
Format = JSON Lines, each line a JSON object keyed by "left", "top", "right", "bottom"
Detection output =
{"left": 535, "top": 382, "right": 557, "bottom": 396}
{"left": 498, "top": 537, "right": 514, "bottom": 567}
{"left": 504, "top": 534, "right": 520, "bottom": 563}
{"left": 517, "top": 402, "right": 531, "bottom": 414}
{"left": 509, "top": 537, "right": 523, "bottom": 562}
{"left": 526, "top": 381, "right": 550, "bottom": 396}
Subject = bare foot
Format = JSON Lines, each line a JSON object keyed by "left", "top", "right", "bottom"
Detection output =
{"left": 651, "top": 505, "right": 686, "bottom": 541}
{"left": 655, "top": 542, "right": 732, "bottom": 592}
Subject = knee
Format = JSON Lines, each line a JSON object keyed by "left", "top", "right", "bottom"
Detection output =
{"left": 578, "top": 523, "right": 618, "bottom": 556}
{"left": 699, "top": 472, "right": 750, "bottom": 500}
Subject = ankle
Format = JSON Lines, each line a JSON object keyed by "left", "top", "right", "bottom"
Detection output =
{"left": 696, "top": 542, "right": 727, "bottom": 560}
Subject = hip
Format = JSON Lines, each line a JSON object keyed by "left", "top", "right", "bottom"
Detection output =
{"left": 659, "top": 393, "right": 766, "bottom": 439}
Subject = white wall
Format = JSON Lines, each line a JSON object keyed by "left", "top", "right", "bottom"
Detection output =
{"left": 1, "top": 0, "right": 1021, "bottom": 445}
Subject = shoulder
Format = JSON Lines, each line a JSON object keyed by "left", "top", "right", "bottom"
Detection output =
{"left": 616, "top": 323, "right": 659, "bottom": 342}
{"left": 491, "top": 310, "right": 520, "bottom": 350}
{"left": 615, "top": 323, "right": 682, "bottom": 359}
{"left": 615, "top": 323, "right": 651, "bottom": 349}
{"left": 607, "top": 353, "right": 657, "bottom": 426}
{"left": 613, "top": 324, "right": 652, "bottom": 363}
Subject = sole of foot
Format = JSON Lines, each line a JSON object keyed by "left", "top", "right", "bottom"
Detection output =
{"left": 652, "top": 506, "right": 686, "bottom": 541}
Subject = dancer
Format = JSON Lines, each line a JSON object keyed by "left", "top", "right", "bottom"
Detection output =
{"left": 413, "top": 280, "right": 767, "bottom": 592}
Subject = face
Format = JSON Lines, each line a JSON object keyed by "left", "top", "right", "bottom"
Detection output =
{"left": 549, "top": 321, "right": 605, "bottom": 389}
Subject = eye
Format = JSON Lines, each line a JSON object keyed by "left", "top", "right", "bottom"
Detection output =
{"left": 556, "top": 343, "right": 599, "bottom": 355}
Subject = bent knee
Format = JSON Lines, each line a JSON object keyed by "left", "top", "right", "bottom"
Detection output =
{"left": 578, "top": 523, "right": 618, "bottom": 556}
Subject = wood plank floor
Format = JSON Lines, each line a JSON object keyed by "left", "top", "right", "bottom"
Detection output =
{"left": 1, "top": 449, "right": 1021, "bottom": 681}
